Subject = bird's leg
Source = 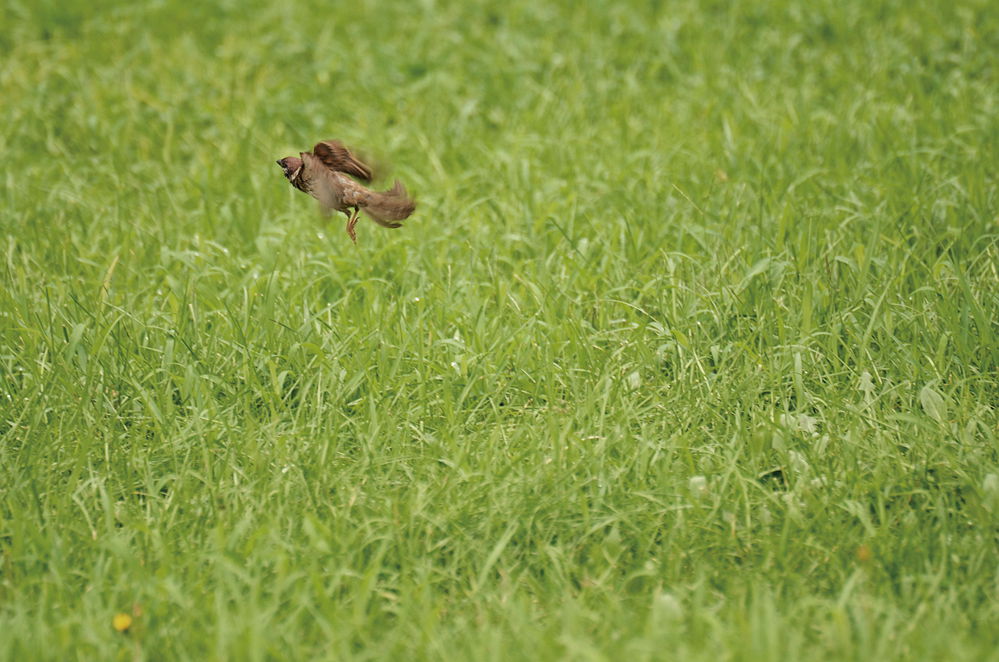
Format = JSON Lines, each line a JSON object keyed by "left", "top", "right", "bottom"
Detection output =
{"left": 345, "top": 207, "right": 360, "bottom": 244}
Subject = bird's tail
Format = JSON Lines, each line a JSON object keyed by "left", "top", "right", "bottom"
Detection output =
{"left": 363, "top": 180, "right": 416, "bottom": 228}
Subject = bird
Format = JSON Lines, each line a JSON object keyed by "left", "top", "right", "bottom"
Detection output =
{"left": 276, "top": 140, "right": 416, "bottom": 243}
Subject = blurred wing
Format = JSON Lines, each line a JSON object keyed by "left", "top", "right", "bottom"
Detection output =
{"left": 312, "top": 140, "right": 373, "bottom": 182}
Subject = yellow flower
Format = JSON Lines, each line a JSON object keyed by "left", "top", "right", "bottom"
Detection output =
{"left": 112, "top": 613, "right": 133, "bottom": 632}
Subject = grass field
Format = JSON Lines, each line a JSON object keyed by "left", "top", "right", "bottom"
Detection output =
{"left": 2, "top": 0, "right": 998, "bottom": 659}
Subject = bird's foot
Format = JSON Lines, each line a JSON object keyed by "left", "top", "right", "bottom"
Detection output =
{"left": 345, "top": 214, "right": 359, "bottom": 244}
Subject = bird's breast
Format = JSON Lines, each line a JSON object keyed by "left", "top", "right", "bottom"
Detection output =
{"left": 291, "top": 173, "right": 311, "bottom": 194}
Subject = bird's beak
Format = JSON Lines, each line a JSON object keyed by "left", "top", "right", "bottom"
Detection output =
{"left": 276, "top": 160, "right": 284, "bottom": 167}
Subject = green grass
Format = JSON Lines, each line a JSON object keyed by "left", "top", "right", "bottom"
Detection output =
{"left": 2, "top": 0, "right": 998, "bottom": 659}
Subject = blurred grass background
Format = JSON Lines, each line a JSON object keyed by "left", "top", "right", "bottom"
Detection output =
{"left": 1, "top": 0, "right": 998, "bottom": 659}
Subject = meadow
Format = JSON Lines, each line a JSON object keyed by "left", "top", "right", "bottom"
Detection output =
{"left": 1, "top": 0, "right": 997, "bottom": 659}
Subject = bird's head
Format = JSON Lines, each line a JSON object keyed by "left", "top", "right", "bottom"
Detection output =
{"left": 276, "top": 156, "right": 304, "bottom": 181}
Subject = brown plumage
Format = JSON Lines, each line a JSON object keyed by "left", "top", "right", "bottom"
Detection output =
{"left": 276, "top": 140, "right": 415, "bottom": 243}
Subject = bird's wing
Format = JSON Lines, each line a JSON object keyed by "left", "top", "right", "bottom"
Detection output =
{"left": 312, "top": 140, "right": 373, "bottom": 182}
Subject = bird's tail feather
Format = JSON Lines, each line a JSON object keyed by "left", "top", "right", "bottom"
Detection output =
{"left": 362, "top": 180, "right": 416, "bottom": 228}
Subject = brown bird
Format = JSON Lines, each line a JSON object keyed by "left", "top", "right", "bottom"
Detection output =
{"left": 276, "top": 140, "right": 416, "bottom": 243}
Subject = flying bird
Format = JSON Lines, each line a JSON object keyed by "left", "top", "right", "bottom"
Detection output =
{"left": 276, "top": 140, "right": 416, "bottom": 243}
